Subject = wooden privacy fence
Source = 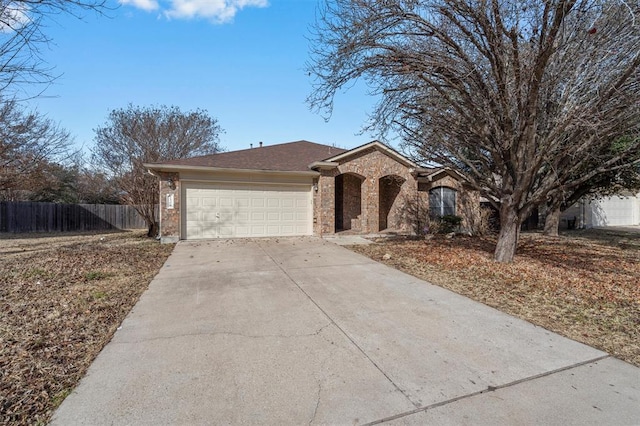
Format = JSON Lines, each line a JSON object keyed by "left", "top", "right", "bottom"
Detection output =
{"left": 0, "top": 202, "right": 148, "bottom": 233}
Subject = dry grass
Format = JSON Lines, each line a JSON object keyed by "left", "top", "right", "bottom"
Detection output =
{"left": 0, "top": 230, "right": 174, "bottom": 425}
{"left": 2, "top": 228, "right": 638, "bottom": 424}
{"left": 348, "top": 229, "right": 640, "bottom": 367}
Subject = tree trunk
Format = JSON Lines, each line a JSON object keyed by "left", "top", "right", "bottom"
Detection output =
{"left": 147, "top": 221, "right": 159, "bottom": 238}
{"left": 494, "top": 205, "right": 520, "bottom": 263}
{"left": 543, "top": 205, "right": 561, "bottom": 237}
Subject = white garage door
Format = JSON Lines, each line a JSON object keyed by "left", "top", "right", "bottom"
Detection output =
{"left": 591, "top": 196, "right": 640, "bottom": 226}
{"left": 183, "top": 182, "right": 312, "bottom": 239}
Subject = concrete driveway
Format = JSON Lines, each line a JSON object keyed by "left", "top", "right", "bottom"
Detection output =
{"left": 52, "top": 237, "right": 640, "bottom": 425}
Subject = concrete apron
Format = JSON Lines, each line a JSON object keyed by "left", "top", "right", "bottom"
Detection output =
{"left": 51, "top": 237, "right": 640, "bottom": 425}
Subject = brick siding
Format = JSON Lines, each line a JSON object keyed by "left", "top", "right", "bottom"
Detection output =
{"left": 315, "top": 148, "right": 418, "bottom": 234}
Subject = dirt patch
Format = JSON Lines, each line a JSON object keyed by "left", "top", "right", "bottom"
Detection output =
{"left": 347, "top": 230, "right": 640, "bottom": 367}
{"left": 0, "top": 231, "right": 174, "bottom": 425}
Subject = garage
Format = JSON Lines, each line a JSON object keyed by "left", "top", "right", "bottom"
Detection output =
{"left": 182, "top": 182, "right": 313, "bottom": 239}
{"left": 590, "top": 196, "right": 640, "bottom": 226}
{"left": 563, "top": 194, "right": 640, "bottom": 227}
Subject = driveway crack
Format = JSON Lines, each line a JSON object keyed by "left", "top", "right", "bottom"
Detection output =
{"left": 362, "top": 354, "right": 612, "bottom": 425}
{"left": 115, "top": 323, "right": 333, "bottom": 344}
{"left": 257, "top": 242, "right": 421, "bottom": 409}
{"left": 309, "top": 380, "right": 322, "bottom": 425}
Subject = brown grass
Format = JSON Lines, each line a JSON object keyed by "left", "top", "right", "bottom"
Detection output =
{"left": 2, "top": 228, "right": 638, "bottom": 423}
{"left": 0, "top": 231, "right": 174, "bottom": 425}
{"left": 347, "top": 229, "right": 640, "bottom": 367}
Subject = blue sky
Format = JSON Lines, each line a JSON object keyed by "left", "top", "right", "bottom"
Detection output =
{"left": 27, "top": 0, "right": 384, "bottom": 155}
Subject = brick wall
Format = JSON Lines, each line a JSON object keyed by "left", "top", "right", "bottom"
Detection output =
{"left": 421, "top": 173, "right": 480, "bottom": 233}
{"left": 341, "top": 173, "right": 364, "bottom": 231}
{"left": 158, "top": 171, "right": 180, "bottom": 243}
{"left": 316, "top": 148, "right": 418, "bottom": 234}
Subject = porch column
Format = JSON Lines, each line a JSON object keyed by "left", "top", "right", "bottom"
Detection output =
{"left": 317, "top": 173, "right": 336, "bottom": 234}
{"left": 361, "top": 176, "right": 379, "bottom": 233}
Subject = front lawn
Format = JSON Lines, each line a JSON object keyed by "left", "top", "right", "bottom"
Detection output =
{"left": 348, "top": 229, "right": 640, "bottom": 367}
{"left": 0, "top": 231, "right": 174, "bottom": 425}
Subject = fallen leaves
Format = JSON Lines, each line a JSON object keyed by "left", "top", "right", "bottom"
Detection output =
{"left": 0, "top": 230, "right": 174, "bottom": 425}
{"left": 348, "top": 230, "right": 640, "bottom": 367}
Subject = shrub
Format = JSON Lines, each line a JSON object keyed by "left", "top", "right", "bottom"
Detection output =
{"left": 429, "top": 215, "right": 463, "bottom": 234}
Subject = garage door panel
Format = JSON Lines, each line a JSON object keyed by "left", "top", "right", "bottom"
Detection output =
{"left": 236, "top": 198, "right": 250, "bottom": 208}
{"left": 187, "top": 198, "right": 200, "bottom": 208}
{"left": 251, "top": 225, "right": 266, "bottom": 235}
{"left": 216, "top": 227, "right": 232, "bottom": 237}
{"left": 267, "top": 225, "right": 280, "bottom": 234}
{"left": 186, "top": 211, "right": 200, "bottom": 221}
{"left": 202, "top": 197, "right": 217, "bottom": 206}
{"left": 235, "top": 226, "right": 250, "bottom": 237}
{"left": 281, "top": 199, "right": 294, "bottom": 208}
{"left": 281, "top": 212, "right": 294, "bottom": 221}
{"left": 219, "top": 211, "right": 233, "bottom": 222}
{"left": 202, "top": 227, "right": 218, "bottom": 239}
{"left": 183, "top": 183, "right": 312, "bottom": 239}
{"left": 219, "top": 197, "right": 233, "bottom": 207}
{"left": 202, "top": 212, "right": 218, "bottom": 221}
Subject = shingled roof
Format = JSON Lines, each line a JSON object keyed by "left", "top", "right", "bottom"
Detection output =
{"left": 153, "top": 140, "right": 347, "bottom": 172}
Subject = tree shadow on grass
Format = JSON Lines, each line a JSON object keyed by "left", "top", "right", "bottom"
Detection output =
{"left": 561, "top": 228, "right": 640, "bottom": 250}
{"left": 515, "top": 232, "right": 639, "bottom": 280}
{"left": 0, "top": 229, "right": 131, "bottom": 241}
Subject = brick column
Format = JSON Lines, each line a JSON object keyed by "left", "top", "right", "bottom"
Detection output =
{"left": 361, "top": 176, "right": 379, "bottom": 233}
{"left": 158, "top": 171, "right": 180, "bottom": 243}
{"left": 318, "top": 172, "right": 336, "bottom": 234}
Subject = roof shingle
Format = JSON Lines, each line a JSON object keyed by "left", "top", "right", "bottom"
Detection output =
{"left": 156, "top": 140, "right": 347, "bottom": 172}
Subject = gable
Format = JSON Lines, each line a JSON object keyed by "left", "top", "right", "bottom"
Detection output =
{"left": 310, "top": 140, "right": 418, "bottom": 171}
{"left": 417, "top": 168, "right": 467, "bottom": 184}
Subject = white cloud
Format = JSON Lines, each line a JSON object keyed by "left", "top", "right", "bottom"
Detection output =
{"left": 0, "top": 2, "right": 31, "bottom": 32}
{"left": 119, "top": 0, "right": 160, "bottom": 12}
{"left": 120, "top": 0, "right": 268, "bottom": 23}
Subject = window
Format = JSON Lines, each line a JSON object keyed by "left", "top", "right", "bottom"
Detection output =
{"left": 429, "top": 187, "right": 456, "bottom": 217}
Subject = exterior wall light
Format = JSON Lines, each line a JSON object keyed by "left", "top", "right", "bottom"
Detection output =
{"left": 167, "top": 177, "right": 176, "bottom": 190}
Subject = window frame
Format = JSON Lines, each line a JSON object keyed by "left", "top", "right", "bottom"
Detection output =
{"left": 429, "top": 186, "right": 457, "bottom": 218}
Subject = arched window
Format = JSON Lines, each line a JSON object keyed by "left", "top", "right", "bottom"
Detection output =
{"left": 429, "top": 187, "right": 456, "bottom": 217}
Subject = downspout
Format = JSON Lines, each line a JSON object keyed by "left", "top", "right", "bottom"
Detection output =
{"left": 316, "top": 178, "right": 322, "bottom": 238}
{"left": 416, "top": 184, "right": 420, "bottom": 235}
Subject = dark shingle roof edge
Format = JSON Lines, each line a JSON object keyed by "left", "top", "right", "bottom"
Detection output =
{"left": 145, "top": 140, "right": 348, "bottom": 173}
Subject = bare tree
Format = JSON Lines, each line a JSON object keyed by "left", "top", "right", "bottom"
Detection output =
{"left": 0, "top": 0, "right": 107, "bottom": 96}
{"left": 0, "top": 97, "right": 74, "bottom": 200}
{"left": 92, "top": 104, "right": 224, "bottom": 237}
{"left": 308, "top": 0, "right": 640, "bottom": 262}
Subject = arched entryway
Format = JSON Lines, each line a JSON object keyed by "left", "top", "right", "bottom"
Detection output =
{"left": 379, "top": 175, "right": 405, "bottom": 231}
{"left": 335, "top": 173, "right": 365, "bottom": 231}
